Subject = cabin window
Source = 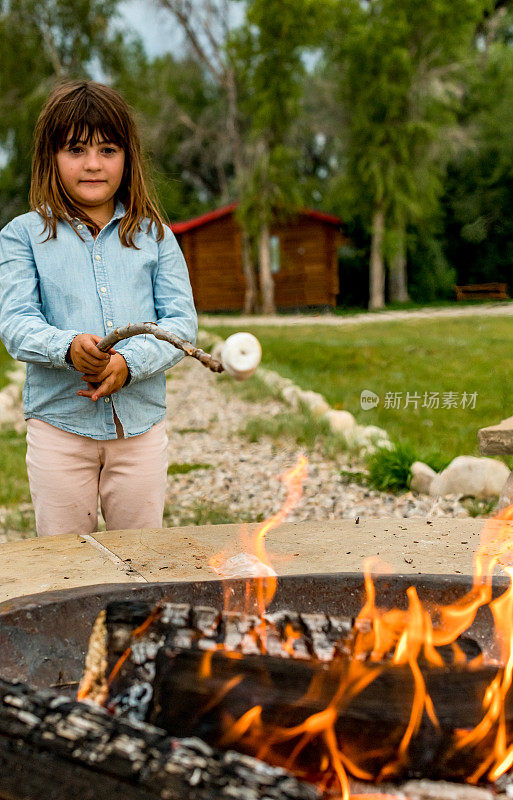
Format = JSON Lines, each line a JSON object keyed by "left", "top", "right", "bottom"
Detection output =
{"left": 270, "top": 235, "right": 280, "bottom": 274}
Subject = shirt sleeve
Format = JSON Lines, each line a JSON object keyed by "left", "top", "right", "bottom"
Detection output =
{"left": 0, "top": 219, "right": 80, "bottom": 368}
{"left": 114, "top": 226, "right": 198, "bottom": 384}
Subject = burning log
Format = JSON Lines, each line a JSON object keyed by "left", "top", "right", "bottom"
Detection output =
{"left": 0, "top": 678, "right": 319, "bottom": 800}
{"left": 80, "top": 600, "right": 509, "bottom": 787}
{"left": 79, "top": 600, "right": 355, "bottom": 716}
{"left": 148, "top": 643, "right": 506, "bottom": 784}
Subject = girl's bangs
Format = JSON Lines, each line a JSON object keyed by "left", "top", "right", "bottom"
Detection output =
{"left": 53, "top": 105, "right": 125, "bottom": 152}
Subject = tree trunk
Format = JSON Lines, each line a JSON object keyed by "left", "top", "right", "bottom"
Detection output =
{"left": 241, "top": 230, "right": 258, "bottom": 314}
{"left": 226, "top": 65, "right": 259, "bottom": 314}
{"left": 369, "top": 205, "right": 385, "bottom": 310}
{"left": 258, "top": 223, "right": 276, "bottom": 315}
{"left": 388, "top": 221, "right": 410, "bottom": 303}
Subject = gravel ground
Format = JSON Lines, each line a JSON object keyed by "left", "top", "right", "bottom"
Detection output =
{"left": 0, "top": 354, "right": 469, "bottom": 543}
{"left": 164, "top": 359, "right": 468, "bottom": 525}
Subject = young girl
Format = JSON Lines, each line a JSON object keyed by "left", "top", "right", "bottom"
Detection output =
{"left": 0, "top": 80, "right": 197, "bottom": 537}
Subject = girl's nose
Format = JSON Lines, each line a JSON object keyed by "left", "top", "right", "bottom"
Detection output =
{"left": 84, "top": 150, "right": 102, "bottom": 170}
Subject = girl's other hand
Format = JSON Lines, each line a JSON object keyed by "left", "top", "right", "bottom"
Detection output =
{"left": 70, "top": 334, "right": 114, "bottom": 373}
{"left": 77, "top": 353, "right": 129, "bottom": 401}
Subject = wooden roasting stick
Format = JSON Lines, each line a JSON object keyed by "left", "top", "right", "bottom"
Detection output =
{"left": 96, "top": 323, "right": 262, "bottom": 380}
{"left": 0, "top": 678, "right": 319, "bottom": 800}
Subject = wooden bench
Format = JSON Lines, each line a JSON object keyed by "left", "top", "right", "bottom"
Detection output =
{"left": 454, "top": 282, "right": 509, "bottom": 301}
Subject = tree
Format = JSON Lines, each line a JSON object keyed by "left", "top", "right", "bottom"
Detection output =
{"left": 326, "top": 0, "right": 489, "bottom": 308}
{"left": 153, "top": 0, "right": 260, "bottom": 312}
{"left": 0, "top": 0, "right": 132, "bottom": 226}
{"left": 442, "top": 8, "right": 513, "bottom": 290}
{"left": 231, "top": 0, "right": 319, "bottom": 313}
{"left": 115, "top": 47, "right": 228, "bottom": 221}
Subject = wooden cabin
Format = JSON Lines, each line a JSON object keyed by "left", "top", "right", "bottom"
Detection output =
{"left": 170, "top": 203, "right": 345, "bottom": 311}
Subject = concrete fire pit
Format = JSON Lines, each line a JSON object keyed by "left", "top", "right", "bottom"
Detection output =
{"left": 0, "top": 518, "right": 487, "bottom": 606}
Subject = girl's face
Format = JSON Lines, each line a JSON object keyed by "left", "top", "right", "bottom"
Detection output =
{"left": 55, "top": 131, "right": 125, "bottom": 219}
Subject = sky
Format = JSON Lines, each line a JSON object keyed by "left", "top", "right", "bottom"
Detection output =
{"left": 118, "top": 0, "right": 183, "bottom": 56}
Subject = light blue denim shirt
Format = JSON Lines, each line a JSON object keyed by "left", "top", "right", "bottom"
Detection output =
{"left": 0, "top": 201, "right": 198, "bottom": 439}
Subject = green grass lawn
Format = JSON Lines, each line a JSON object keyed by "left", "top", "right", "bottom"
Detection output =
{"left": 0, "top": 341, "right": 15, "bottom": 390}
{"left": 0, "top": 344, "right": 30, "bottom": 512}
{"left": 205, "top": 316, "right": 513, "bottom": 464}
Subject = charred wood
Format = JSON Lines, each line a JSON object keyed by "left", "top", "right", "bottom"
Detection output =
{"left": 0, "top": 678, "right": 319, "bottom": 800}
{"left": 81, "top": 601, "right": 506, "bottom": 784}
{"left": 80, "top": 601, "right": 354, "bottom": 717}
{"left": 148, "top": 644, "right": 507, "bottom": 782}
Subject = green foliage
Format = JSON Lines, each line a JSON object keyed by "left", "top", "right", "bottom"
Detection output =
{"left": 407, "top": 229, "right": 457, "bottom": 302}
{"left": 442, "top": 41, "right": 513, "bottom": 291}
{"left": 115, "top": 49, "right": 226, "bottom": 221}
{"left": 164, "top": 501, "right": 265, "bottom": 527}
{"left": 1, "top": 507, "right": 36, "bottom": 539}
{"left": 233, "top": 0, "right": 319, "bottom": 239}
{"left": 365, "top": 442, "right": 417, "bottom": 493}
{"left": 325, "top": 0, "right": 490, "bottom": 302}
{"left": 240, "top": 405, "right": 348, "bottom": 457}
{"left": 461, "top": 496, "right": 498, "bottom": 518}
{"left": 422, "top": 451, "right": 452, "bottom": 474}
{"left": 167, "top": 462, "right": 212, "bottom": 475}
{"left": 0, "top": 0, "right": 132, "bottom": 225}
{"left": 0, "top": 430, "right": 31, "bottom": 506}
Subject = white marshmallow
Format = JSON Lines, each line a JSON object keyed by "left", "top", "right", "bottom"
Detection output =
{"left": 221, "top": 332, "right": 262, "bottom": 381}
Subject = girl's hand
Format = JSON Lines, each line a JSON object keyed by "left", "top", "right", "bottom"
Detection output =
{"left": 69, "top": 334, "right": 115, "bottom": 373}
{"left": 78, "top": 353, "right": 129, "bottom": 401}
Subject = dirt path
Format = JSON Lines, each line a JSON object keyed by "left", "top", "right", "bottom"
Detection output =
{"left": 200, "top": 302, "right": 513, "bottom": 327}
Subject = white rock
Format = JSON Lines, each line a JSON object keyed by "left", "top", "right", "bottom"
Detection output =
{"left": 430, "top": 456, "right": 509, "bottom": 499}
{"left": 324, "top": 409, "right": 356, "bottom": 434}
{"left": 296, "top": 389, "right": 330, "bottom": 417}
{"left": 281, "top": 384, "right": 301, "bottom": 408}
{"left": 362, "top": 425, "right": 390, "bottom": 443}
{"left": 261, "top": 370, "right": 293, "bottom": 392}
{"left": 410, "top": 461, "right": 437, "bottom": 495}
{"left": 211, "top": 341, "right": 224, "bottom": 363}
{"left": 498, "top": 470, "right": 513, "bottom": 510}
{"left": 375, "top": 439, "right": 394, "bottom": 451}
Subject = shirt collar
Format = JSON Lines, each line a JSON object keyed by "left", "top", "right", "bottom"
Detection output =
{"left": 68, "top": 199, "right": 126, "bottom": 226}
{"left": 111, "top": 199, "right": 126, "bottom": 220}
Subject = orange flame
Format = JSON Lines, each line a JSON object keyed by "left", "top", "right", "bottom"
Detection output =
{"left": 207, "top": 499, "right": 513, "bottom": 799}
{"left": 79, "top": 458, "right": 513, "bottom": 800}
{"left": 209, "top": 455, "right": 308, "bottom": 616}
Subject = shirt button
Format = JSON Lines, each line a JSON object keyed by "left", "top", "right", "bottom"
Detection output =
{"left": 106, "top": 320, "right": 113, "bottom": 327}
{"left": 95, "top": 254, "right": 101, "bottom": 261}
{"left": 104, "top": 397, "right": 110, "bottom": 403}
{"left": 100, "top": 287, "right": 107, "bottom": 293}
{"left": 77, "top": 224, "right": 83, "bottom": 230}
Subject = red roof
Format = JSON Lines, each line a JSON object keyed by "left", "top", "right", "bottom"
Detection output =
{"left": 170, "top": 203, "right": 341, "bottom": 234}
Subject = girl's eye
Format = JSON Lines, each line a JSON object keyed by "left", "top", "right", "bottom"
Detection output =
{"left": 68, "top": 147, "right": 83, "bottom": 154}
{"left": 102, "top": 147, "right": 117, "bottom": 154}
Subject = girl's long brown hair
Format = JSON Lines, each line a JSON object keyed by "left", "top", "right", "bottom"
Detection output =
{"left": 30, "top": 81, "right": 166, "bottom": 247}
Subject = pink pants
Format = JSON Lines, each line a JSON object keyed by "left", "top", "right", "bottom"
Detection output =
{"left": 26, "top": 418, "right": 168, "bottom": 537}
